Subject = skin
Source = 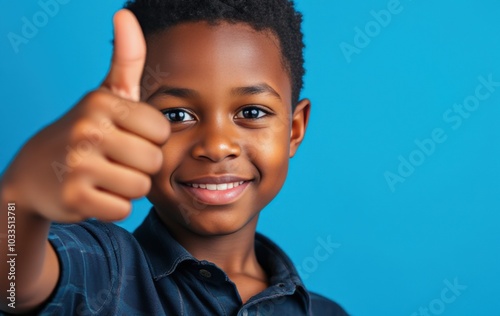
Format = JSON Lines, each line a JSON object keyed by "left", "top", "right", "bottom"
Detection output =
{"left": 143, "top": 22, "right": 310, "bottom": 303}
{"left": 0, "top": 9, "right": 310, "bottom": 313}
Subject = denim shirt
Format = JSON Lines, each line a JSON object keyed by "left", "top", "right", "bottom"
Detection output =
{"left": 31, "top": 209, "right": 348, "bottom": 315}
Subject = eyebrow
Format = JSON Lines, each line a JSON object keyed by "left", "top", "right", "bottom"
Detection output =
{"left": 231, "top": 83, "right": 282, "bottom": 100}
{"left": 148, "top": 83, "right": 281, "bottom": 101}
{"left": 149, "top": 87, "right": 200, "bottom": 101}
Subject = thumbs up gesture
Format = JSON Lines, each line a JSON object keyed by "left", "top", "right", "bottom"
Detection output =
{"left": 1, "top": 10, "right": 170, "bottom": 223}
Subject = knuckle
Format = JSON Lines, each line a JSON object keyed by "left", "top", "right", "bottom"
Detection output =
{"left": 68, "top": 120, "right": 97, "bottom": 143}
{"left": 81, "top": 89, "right": 109, "bottom": 106}
{"left": 109, "top": 97, "right": 133, "bottom": 117}
{"left": 82, "top": 90, "right": 125, "bottom": 117}
{"left": 81, "top": 90, "right": 109, "bottom": 111}
{"left": 60, "top": 181, "right": 87, "bottom": 213}
{"left": 74, "top": 159, "right": 95, "bottom": 176}
{"left": 63, "top": 144, "right": 96, "bottom": 170}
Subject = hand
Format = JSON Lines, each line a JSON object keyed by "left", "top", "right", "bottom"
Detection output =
{"left": 1, "top": 9, "right": 169, "bottom": 222}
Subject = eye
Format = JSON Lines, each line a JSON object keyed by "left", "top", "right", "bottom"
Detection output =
{"left": 234, "top": 106, "right": 269, "bottom": 119}
{"left": 161, "top": 109, "right": 195, "bottom": 122}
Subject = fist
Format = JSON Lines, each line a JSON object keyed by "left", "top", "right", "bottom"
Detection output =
{"left": 2, "top": 10, "right": 169, "bottom": 222}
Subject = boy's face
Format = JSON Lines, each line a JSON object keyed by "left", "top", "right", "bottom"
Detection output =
{"left": 142, "top": 22, "right": 309, "bottom": 236}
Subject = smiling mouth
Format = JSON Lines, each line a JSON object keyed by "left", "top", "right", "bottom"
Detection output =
{"left": 187, "top": 181, "right": 245, "bottom": 191}
{"left": 181, "top": 179, "right": 251, "bottom": 205}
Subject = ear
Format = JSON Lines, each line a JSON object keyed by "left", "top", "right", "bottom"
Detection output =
{"left": 289, "top": 98, "right": 311, "bottom": 157}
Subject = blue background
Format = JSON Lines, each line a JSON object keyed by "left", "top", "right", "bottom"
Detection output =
{"left": 1, "top": 1, "right": 499, "bottom": 315}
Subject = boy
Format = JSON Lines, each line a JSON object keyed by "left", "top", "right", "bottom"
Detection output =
{"left": 0, "top": 0, "right": 348, "bottom": 314}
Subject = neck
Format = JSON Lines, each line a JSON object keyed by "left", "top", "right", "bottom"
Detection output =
{"left": 157, "top": 211, "right": 264, "bottom": 277}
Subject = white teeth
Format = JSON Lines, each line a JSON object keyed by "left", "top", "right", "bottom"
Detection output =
{"left": 190, "top": 181, "right": 245, "bottom": 191}
{"left": 206, "top": 184, "right": 217, "bottom": 190}
{"left": 217, "top": 183, "right": 228, "bottom": 190}
{"left": 234, "top": 181, "right": 244, "bottom": 188}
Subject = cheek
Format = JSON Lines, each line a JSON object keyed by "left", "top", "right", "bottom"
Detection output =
{"left": 249, "top": 124, "right": 291, "bottom": 182}
{"left": 152, "top": 139, "right": 186, "bottom": 190}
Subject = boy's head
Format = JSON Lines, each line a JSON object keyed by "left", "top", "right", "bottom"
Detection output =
{"left": 122, "top": 0, "right": 310, "bottom": 237}
{"left": 124, "top": 0, "right": 305, "bottom": 108}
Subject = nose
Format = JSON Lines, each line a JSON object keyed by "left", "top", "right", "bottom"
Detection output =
{"left": 191, "top": 122, "right": 241, "bottom": 162}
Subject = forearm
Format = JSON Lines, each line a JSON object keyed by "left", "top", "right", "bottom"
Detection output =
{"left": 0, "top": 177, "right": 59, "bottom": 313}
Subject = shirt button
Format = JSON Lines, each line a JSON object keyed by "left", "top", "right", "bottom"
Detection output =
{"left": 199, "top": 269, "right": 212, "bottom": 278}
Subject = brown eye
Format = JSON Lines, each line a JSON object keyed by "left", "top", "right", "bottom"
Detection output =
{"left": 161, "top": 109, "right": 195, "bottom": 122}
{"left": 235, "top": 106, "right": 268, "bottom": 119}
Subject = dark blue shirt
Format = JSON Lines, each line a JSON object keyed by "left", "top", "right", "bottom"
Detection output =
{"left": 33, "top": 209, "right": 348, "bottom": 315}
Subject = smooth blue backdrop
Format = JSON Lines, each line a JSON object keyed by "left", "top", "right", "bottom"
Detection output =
{"left": 1, "top": 1, "right": 499, "bottom": 315}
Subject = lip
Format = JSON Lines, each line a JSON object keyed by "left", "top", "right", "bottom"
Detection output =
{"left": 179, "top": 176, "right": 252, "bottom": 205}
{"left": 182, "top": 176, "right": 249, "bottom": 184}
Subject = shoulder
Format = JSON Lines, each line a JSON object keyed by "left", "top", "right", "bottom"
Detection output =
{"left": 41, "top": 221, "right": 147, "bottom": 314}
{"left": 49, "top": 219, "right": 136, "bottom": 250}
{"left": 48, "top": 219, "right": 145, "bottom": 271}
{"left": 309, "top": 291, "right": 349, "bottom": 316}
{"left": 48, "top": 219, "right": 144, "bottom": 273}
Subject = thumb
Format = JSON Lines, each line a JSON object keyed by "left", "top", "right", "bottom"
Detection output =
{"left": 102, "top": 9, "right": 146, "bottom": 101}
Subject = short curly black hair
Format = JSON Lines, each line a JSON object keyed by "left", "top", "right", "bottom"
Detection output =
{"left": 123, "top": 0, "right": 305, "bottom": 108}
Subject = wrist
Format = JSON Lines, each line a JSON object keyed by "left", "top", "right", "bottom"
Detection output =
{"left": 0, "top": 171, "right": 34, "bottom": 218}
{"left": 0, "top": 173, "right": 17, "bottom": 206}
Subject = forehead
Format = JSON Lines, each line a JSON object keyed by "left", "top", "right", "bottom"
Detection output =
{"left": 143, "top": 21, "right": 292, "bottom": 106}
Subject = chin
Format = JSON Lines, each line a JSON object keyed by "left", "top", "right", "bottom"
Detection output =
{"left": 183, "top": 212, "right": 257, "bottom": 237}
{"left": 148, "top": 191, "right": 261, "bottom": 237}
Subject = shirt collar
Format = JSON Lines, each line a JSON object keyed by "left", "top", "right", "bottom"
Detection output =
{"left": 133, "top": 208, "right": 196, "bottom": 280}
{"left": 254, "top": 232, "right": 306, "bottom": 289}
{"left": 133, "top": 208, "right": 310, "bottom": 304}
